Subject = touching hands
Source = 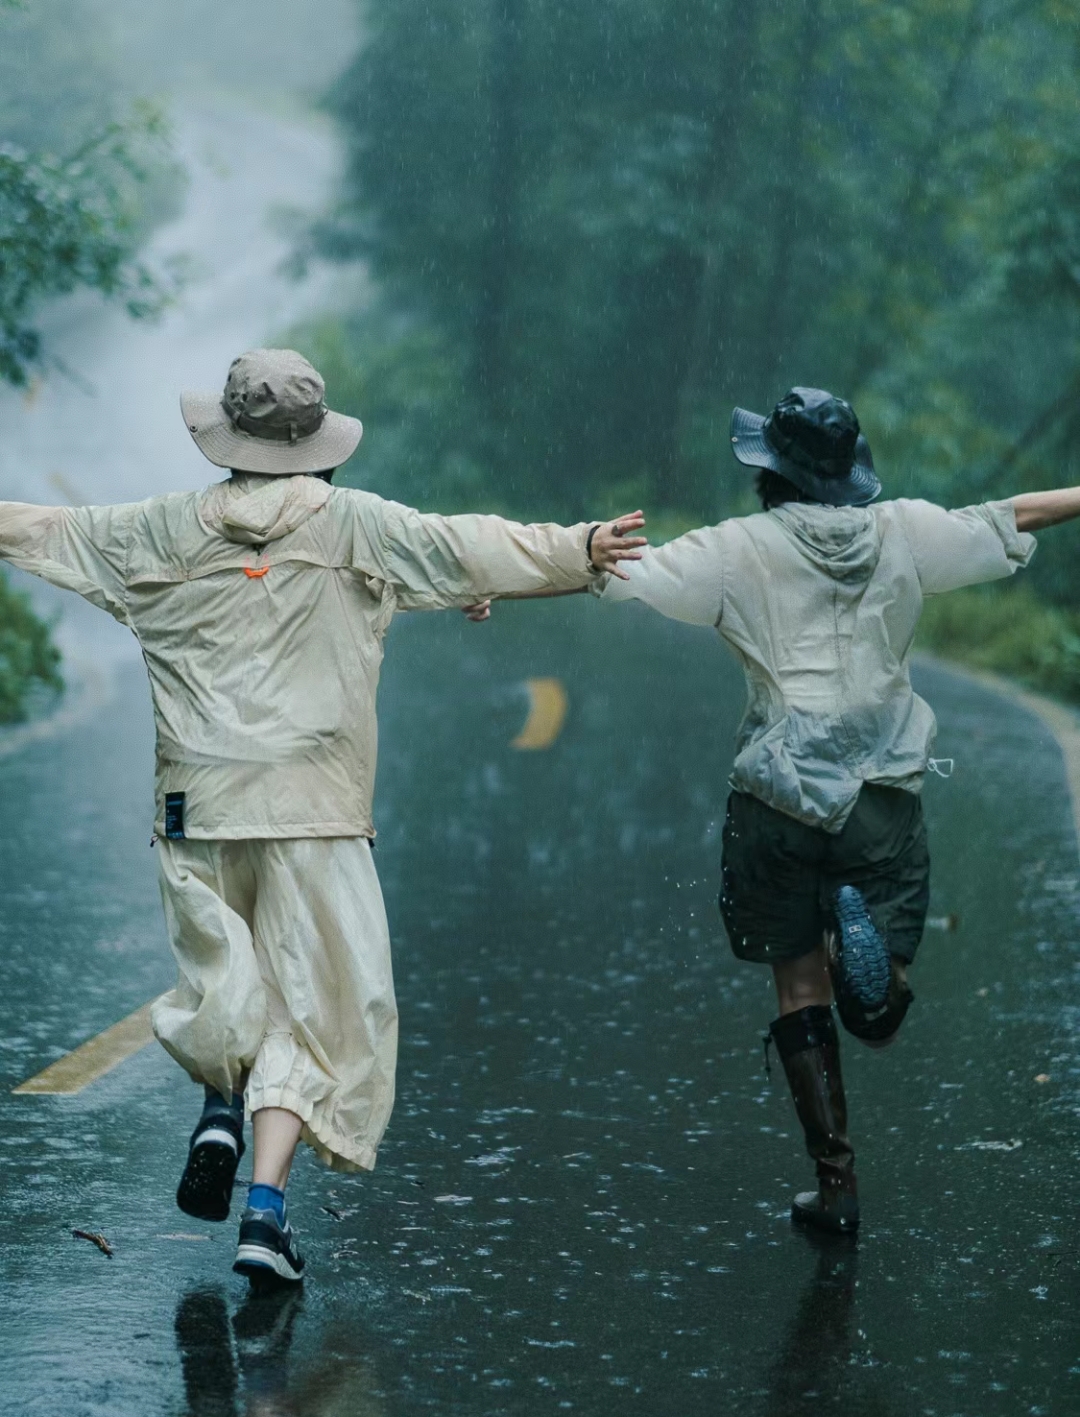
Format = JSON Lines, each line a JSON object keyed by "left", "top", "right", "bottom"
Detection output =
{"left": 588, "top": 510, "right": 647, "bottom": 579}
{"left": 459, "top": 509, "right": 648, "bottom": 622}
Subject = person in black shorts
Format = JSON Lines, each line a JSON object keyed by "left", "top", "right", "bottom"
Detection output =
{"left": 483, "top": 386, "right": 1080, "bottom": 1233}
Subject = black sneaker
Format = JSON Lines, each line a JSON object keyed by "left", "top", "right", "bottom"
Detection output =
{"left": 234, "top": 1207, "right": 305, "bottom": 1286}
{"left": 831, "top": 886, "right": 891, "bottom": 1010}
{"left": 176, "top": 1111, "right": 245, "bottom": 1223}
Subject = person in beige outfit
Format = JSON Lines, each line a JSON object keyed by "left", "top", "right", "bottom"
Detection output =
{"left": 0, "top": 348, "right": 645, "bottom": 1284}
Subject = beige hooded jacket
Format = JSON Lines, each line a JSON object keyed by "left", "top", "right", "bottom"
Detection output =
{"left": 595, "top": 498, "right": 1035, "bottom": 832}
{"left": 0, "top": 475, "right": 594, "bottom": 839}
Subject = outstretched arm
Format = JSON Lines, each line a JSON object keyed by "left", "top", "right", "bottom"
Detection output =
{"left": 471, "top": 522, "right": 723, "bottom": 626}
{"left": 369, "top": 500, "right": 646, "bottom": 611}
{"left": 461, "top": 513, "right": 647, "bottom": 620}
{"left": 0, "top": 501, "right": 134, "bottom": 622}
{"left": 1012, "top": 487, "right": 1080, "bottom": 533}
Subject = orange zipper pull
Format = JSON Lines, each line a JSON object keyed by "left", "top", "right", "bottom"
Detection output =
{"left": 244, "top": 566, "right": 269, "bottom": 578}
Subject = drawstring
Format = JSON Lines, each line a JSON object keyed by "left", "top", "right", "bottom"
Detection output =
{"left": 928, "top": 758, "right": 954, "bottom": 778}
{"left": 763, "top": 1030, "right": 774, "bottom": 1078}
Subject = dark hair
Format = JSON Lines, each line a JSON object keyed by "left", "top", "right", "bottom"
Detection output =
{"left": 755, "top": 468, "right": 811, "bottom": 510}
{"left": 229, "top": 469, "right": 336, "bottom": 482}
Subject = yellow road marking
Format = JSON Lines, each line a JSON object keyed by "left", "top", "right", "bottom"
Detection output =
{"left": 13, "top": 997, "right": 162, "bottom": 1095}
{"left": 12, "top": 659, "right": 1072, "bottom": 1098}
{"left": 512, "top": 677, "right": 568, "bottom": 751}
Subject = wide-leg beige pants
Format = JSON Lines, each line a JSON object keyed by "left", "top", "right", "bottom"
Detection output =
{"left": 150, "top": 837, "right": 397, "bottom": 1172}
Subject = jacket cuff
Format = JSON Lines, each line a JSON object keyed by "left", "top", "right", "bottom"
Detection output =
{"left": 984, "top": 499, "right": 1037, "bottom": 568}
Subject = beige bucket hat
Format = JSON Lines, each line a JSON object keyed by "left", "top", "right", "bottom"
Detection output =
{"left": 181, "top": 348, "right": 363, "bottom": 475}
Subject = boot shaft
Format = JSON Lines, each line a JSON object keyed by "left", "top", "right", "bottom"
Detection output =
{"left": 770, "top": 1005, "right": 854, "bottom": 1180}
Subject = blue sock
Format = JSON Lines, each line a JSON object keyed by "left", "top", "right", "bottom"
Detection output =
{"left": 248, "top": 1183, "right": 286, "bottom": 1222}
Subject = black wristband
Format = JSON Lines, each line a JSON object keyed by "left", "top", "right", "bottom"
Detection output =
{"left": 586, "top": 523, "right": 601, "bottom": 569}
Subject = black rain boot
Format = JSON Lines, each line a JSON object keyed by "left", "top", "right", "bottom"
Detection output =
{"left": 769, "top": 1004, "right": 859, "bottom": 1236}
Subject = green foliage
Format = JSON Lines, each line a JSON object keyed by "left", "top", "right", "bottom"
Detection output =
{"left": 296, "top": 311, "right": 497, "bottom": 508}
{"left": 0, "top": 570, "right": 62, "bottom": 725}
{"left": 0, "top": 0, "right": 181, "bottom": 720}
{"left": 0, "top": 111, "right": 173, "bottom": 386}
{"left": 0, "top": 0, "right": 182, "bottom": 388}
{"left": 313, "top": 0, "right": 1080, "bottom": 526}
{"left": 918, "top": 582, "right": 1080, "bottom": 704}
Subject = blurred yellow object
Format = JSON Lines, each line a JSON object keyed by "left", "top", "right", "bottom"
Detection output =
{"left": 512, "top": 677, "right": 568, "bottom": 751}
{"left": 46, "top": 470, "right": 84, "bottom": 505}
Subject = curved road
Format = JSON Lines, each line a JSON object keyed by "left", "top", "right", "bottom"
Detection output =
{"left": 0, "top": 88, "right": 1078, "bottom": 1417}
{"left": 1, "top": 597, "right": 1078, "bottom": 1416}
{"left": 0, "top": 96, "right": 349, "bottom": 676}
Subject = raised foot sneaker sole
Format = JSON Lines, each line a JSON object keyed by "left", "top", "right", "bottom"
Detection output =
{"left": 176, "top": 1138, "right": 241, "bottom": 1223}
{"left": 832, "top": 886, "right": 891, "bottom": 1009}
{"left": 234, "top": 1244, "right": 304, "bottom": 1285}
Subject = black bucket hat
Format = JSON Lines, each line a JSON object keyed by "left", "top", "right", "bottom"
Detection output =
{"left": 730, "top": 386, "right": 880, "bottom": 507}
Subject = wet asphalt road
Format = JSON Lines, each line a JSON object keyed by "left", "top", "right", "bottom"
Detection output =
{"left": 1, "top": 597, "right": 1078, "bottom": 1416}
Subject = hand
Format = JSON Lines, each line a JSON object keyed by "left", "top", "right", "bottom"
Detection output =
{"left": 589, "top": 510, "right": 647, "bottom": 580}
{"left": 462, "top": 599, "right": 491, "bottom": 622}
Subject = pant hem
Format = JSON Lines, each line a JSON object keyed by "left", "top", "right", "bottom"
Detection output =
{"left": 245, "top": 1083, "right": 380, "bottom": 1174}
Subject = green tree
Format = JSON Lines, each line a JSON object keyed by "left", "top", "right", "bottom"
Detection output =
{"left": 0, "top": 0, "right": 178, "bottom": 720}
{"left": 310, "top": 0, "right": 1079, "bottom": 536}
{"left": 0, "top": 113, "right": 171, "bottom": 385}
{"left": 0, "top": 571, "right": 61, "bottom": 724}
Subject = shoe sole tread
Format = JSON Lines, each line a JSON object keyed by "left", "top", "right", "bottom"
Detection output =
{"left": 176, "top": 1139, "right": 240, "bottom": 1223}
{"left": 833, "top": 886, "right": 891, "bottom": 1007}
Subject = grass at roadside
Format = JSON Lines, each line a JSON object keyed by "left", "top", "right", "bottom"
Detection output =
{"left": 0, "top": 571, "right": 62, "bottom": 724}
{"left": 917, "top": 583, "right": 1080, "bottom": 707}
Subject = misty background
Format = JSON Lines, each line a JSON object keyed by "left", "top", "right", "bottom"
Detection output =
{"left": 2, "top": 0, "right": 1080, "bottom": 718}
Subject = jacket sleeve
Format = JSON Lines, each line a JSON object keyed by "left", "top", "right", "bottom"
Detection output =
{"left": 893, "top": 498, "right": 1036, "bottom": 596}
{"left": 368, "top": 501, "right": 596, "bottom": 610}
{"left": 589, "top": 527, "right": 723, "bottom": 627}
{"left": 0, "top": 501, "right": 134, "bottom": 623}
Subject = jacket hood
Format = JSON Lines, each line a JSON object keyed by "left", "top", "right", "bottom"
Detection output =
{"left": 199, "top": 472, "right": 332, "bottom": 546}
{"left": 770, "top": 503, "right": 880, "bottom": 583}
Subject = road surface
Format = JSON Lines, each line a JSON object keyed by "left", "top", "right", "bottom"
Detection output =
{"left": 1, "top": 599, "right": 1078, "bottom": 1416}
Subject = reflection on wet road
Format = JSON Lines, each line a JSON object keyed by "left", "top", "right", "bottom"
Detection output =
{"left": 1, "top": 598, "right": 1079, "bottom": 1414}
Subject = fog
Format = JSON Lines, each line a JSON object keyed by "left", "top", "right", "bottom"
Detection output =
{"left": 0, "top": 11, "right": 356, "bottom": 501}
{"left": 2, "top": 5, "right": 1080, "bottom": 1414}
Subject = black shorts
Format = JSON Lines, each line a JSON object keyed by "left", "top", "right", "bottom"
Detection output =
{"left": 719, "top": 784, "right": 930, "bottom": 966}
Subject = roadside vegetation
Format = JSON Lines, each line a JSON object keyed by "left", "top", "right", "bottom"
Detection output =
{"left": 0, "top": 572, "right": 61, "bottom": 724}
{"left": 0, "top": 0, "right": 179, "bottom": 722}
{"left": 917, "top": 583, "right": 1080, "bottom": 705}
{"left": 293, "top": 0, "right": 1080, "bottom": 702}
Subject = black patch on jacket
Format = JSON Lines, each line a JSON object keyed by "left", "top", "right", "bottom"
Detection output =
{"left": 165, "top": 793, "right": 186, "bottom": 840}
